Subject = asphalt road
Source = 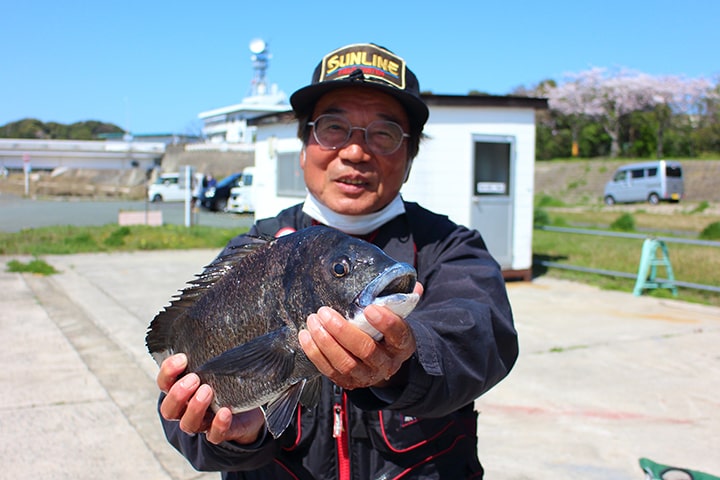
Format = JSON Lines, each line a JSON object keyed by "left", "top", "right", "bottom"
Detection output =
{"left": 0, "top": 192, "right": 255, "bottom": 232}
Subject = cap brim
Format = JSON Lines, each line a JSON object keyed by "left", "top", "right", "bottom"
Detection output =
{"left": 290, "top": 81, "right": 429, "bottom": 130}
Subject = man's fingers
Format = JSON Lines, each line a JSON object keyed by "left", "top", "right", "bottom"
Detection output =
{"left": 157, "top": 353, "right": 188, "bottom": 392}
{"left": 178, "top": 383, "right": 214, "bottom": 434}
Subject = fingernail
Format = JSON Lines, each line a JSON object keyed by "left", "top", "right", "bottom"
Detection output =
{"left": 196, "top": 384, "right": 212, "bottom": 402}
{"left": 172, "top": 353, "right": 187, "bottom": 368}
{"left": 364, "top": 305, "right": 381, "bottom": 322}
{"left": 318, "top": 307, "right": 334, "bottom": 321}
{"left": 179, "top": 373, "right": 199, "bottom": 389}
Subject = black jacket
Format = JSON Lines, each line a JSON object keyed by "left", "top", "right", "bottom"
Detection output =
{"left": 160, "top": 201, "right": 518, "bottom": 479}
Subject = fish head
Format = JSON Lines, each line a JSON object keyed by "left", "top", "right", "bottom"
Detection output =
{"left": 294, "top": 226, "right": 419, "bottom": 338}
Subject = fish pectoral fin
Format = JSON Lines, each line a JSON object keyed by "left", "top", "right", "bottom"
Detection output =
{"left": 197, "top": 327, "right": 295, "bottom": 380}
{"left": 263, "top": 380, "right": 305, "bottom": 439}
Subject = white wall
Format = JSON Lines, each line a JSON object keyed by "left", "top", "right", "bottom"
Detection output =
{"left": 401, "top": 106, "right": 536, "bottom": 271}
{"left": 253, "top": 135, "right": 303, "bottom": 220}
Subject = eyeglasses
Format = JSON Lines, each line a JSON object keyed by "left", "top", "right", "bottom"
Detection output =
{"left": 307, "top": 114, "right": 410, "bottom": 155}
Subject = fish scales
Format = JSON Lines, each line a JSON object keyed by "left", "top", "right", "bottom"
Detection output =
{"left": 146, "top": 225, "right": 419, "bottom": 438}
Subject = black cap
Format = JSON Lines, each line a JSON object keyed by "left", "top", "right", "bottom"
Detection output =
{"left": 290, "top": 43, "right": 429, "bottom": 130}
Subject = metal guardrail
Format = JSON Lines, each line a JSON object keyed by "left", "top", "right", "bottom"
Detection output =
{"left": 536, "top": 226, "right": 720, "bottom": 293}
{"left": 540, "top": 226, "right": 720, "bottom": 247}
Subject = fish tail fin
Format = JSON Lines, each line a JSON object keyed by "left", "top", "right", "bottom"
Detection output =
{"left": 264, "top": 380, "right": 305, "bottom": 438}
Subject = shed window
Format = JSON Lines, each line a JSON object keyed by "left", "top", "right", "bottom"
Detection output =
{"left": 473, "top": 141, "right": 511, "bottom": 196}
{"left": 276, "top": 151, "right": 305, "bottom": 197}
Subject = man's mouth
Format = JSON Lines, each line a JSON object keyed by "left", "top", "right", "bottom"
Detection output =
{"left": 339, "top": 178, "right": 366, "bottom": 185}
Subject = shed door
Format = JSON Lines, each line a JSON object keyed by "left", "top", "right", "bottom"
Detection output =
{"left": 470, "top": 136, "right": 514, "bottom": 268}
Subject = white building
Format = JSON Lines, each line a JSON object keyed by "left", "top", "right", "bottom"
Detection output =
{"left": 197, "top": 39, "right": 290, "bottom": 146}
{"left": 248, "top": 94, "right": 547, "bottom": 281}
{"left": 0, "top": 138, "right": 165, "bottom": 171}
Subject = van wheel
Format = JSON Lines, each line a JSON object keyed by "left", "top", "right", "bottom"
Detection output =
{"left": 648, "top": 193, "right": 660, "bottom": 205}
{"left": 604, "top": 196, "right": 615, "bottom": 206}
{"left": 152, "top": 194, "right": 163, "bottom": 202}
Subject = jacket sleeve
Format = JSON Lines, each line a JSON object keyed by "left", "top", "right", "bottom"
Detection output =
{"left": 158, "top": 394, "right": 280, "bottom": 472}
{"left": 349, "top": 225, "right": 518, "bottom": 417}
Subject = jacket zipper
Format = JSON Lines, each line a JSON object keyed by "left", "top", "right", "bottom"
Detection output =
{"left": 333, "top": 385, "right": 351, "bottom": 480}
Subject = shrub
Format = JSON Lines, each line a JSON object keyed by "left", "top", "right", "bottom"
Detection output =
{"left": 104, "top": 226, "right": 131, "bottom": 247}
{"left": 699, "top": 221, "right": 720, "bottom": 240}
{"left": 611, "top": 213, "right": 635, "bottom": 231}
{"left": 534, "top": 208, "right": 551, "bottom": 228}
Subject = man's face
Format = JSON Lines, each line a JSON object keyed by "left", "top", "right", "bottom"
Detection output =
{"left": 302, "top": 87, "right": 410, "bottom": 216}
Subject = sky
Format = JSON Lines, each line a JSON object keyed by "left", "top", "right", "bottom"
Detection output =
{"left": 2, "top": 0, "right": 718, "bottom": 135}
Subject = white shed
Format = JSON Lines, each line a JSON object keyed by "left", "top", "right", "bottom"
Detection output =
{"left": 249, "top": 95, "right": 547, "bottom": 281}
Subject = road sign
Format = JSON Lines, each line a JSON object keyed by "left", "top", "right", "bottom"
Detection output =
{"left": 23, "top": 153, "right": 32, "bottom": 173}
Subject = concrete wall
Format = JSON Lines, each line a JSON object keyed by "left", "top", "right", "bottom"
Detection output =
{"left": 161, "top": 145, "right": 254, "bottom": 178}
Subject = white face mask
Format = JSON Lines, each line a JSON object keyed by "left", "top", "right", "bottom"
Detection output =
{"left": 302, "top": 193, "right": 405, "bottom": 235}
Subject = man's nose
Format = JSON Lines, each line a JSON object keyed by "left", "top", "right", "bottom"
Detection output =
{"left": 339, "top": 129, "right": 371, "bottom": 160}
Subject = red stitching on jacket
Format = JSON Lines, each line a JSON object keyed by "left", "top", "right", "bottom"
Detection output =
{"left": 378, "top": 412, "right": 455, "bottom": 453}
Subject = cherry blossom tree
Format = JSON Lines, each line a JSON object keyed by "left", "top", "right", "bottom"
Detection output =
{"left": 650, "top": 75, "right": 715, "bottom": 157}
{"left": 544, "top": 68, "right": 716, "bottom": 158}
{"left": 545, "top": 68, "right": 605, "bottom": 156}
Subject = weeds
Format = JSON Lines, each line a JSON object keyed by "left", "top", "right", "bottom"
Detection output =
{"left": 6, "top": 258, "right": 59, "bottom": 275}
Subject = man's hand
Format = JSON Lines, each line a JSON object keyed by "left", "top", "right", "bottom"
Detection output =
{"left": 157, "top": 353, "right": 265, "bottom": 445}
{"left": 299, "top": 282, "right": 423, "bottom": 390}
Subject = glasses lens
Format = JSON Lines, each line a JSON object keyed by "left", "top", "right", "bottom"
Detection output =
{"left": 366, "top": 120, "right": 404, "bottom": 154}
{"left": 311, "top": 114, "right": 406, "bottom": 154}
{"left": 313, "top": 115, "right": 351, "bottom": 149}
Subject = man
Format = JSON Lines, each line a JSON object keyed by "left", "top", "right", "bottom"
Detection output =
{"left": 156, "top": 42, "right": 518, "bottom": 479}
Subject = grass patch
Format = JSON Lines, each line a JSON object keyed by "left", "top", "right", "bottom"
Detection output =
{"left": 536, "top": 194, "right": 565, "bottom": 208}
{"left": 6, "top": 258, "right": 59, "bottom": 275}
{"left": 534, "top": 229, "right": 720, "bottom": 307}
{"left": 543, "top": 208, "right": 720, "bottom": 235}
{"left": 0, "top": 224, "right": 246, "bottom": 255}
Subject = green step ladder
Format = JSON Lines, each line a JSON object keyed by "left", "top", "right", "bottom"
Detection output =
{"left": 633, "top": 238, "right": 678, "bottom": 297}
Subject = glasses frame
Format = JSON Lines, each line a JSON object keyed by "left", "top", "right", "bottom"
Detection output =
{"left": 307, "top": 114, "right": 410, "bottom": 155}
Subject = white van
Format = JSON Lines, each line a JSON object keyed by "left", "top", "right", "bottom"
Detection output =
{"left": 603, "top": 160, "right": 684, "bottom": 205}
{"left": 148, "top": 173, "right": 189, "bottom": 202}
{"left": 226, "top": 166, "right": 256, "bottom": 213}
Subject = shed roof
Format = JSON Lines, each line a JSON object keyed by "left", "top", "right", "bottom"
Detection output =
{"left": 248, "top": 94, "right": 547, "bottom": 126}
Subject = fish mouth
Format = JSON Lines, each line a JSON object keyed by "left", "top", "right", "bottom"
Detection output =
{"left": 350, "top": 263, "right": 419, "bottom": 341}
{"left": 356, "top": 262, "right": 417, "bottom": 308}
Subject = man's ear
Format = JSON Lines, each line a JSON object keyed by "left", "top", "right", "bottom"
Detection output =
{"left": 299, "top": 147, "right": 306, "bottom": 169}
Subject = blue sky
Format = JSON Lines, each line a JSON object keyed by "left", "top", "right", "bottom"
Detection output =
{"left": 2, "top": 0, "right": 717, "bottom": 135}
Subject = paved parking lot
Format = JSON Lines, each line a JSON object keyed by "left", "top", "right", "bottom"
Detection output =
{"left": 2, "top": 249, "right": 719, "bottom": 479}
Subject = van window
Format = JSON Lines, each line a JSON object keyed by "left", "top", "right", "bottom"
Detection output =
{"left": 666, "top": 165, "right": 682, "bottom": 178}
{"left": 631, "top": 169, "right": 644, "bottom": 179}
{"left": 155, "top": 176, "right": 178, "bottom": 185}
{"left": 648, "top": 167, "right": 658, "bottom": 177}
{"left": 613, "top": 171, "right": 627, "bottom": 182}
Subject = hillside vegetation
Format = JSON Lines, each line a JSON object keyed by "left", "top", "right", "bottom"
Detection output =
{"left": 534, "top": 159, "right": 720, "bottom": 205}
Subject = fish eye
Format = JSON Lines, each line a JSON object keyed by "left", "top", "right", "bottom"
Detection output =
{"left": 332, "top": 258, "right": 351, "bottom": 277}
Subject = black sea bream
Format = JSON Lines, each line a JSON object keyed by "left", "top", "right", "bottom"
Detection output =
{"left": 146, "top": 225, "right": 419, "bottom": 438}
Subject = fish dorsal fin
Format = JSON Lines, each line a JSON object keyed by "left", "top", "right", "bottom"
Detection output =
{"left": 264, "top": 380, "right": 305, "bottom": 439}
{"left": 145, "top": 235, "right": 274, "bottom": 359}
{"left": 189, "top": 235, "right": 272, "bottom": 290}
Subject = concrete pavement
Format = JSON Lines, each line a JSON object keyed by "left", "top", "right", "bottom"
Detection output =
{"left": 1, "top": 250, "right": 719, "bottom": 479}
